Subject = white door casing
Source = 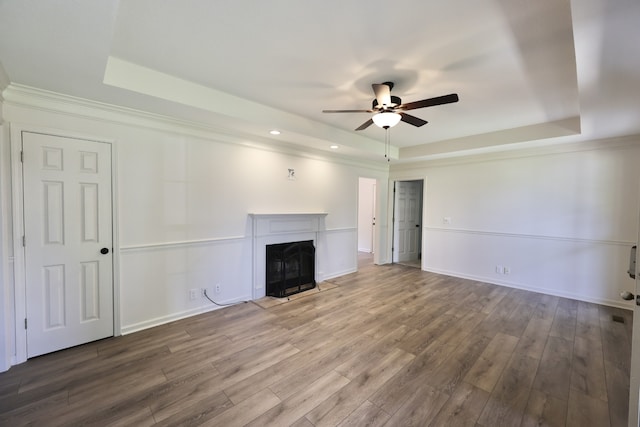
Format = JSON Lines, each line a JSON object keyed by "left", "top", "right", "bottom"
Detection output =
{"left": 394, "top": 180, "right": 422, "bottom": 263}
{"left": 22, "top": 132, "right": 114, "bottom": 358}
{"left": 629, "top": 243, "right": 640, "bottom": 425}
{"left": 372, "top": 182, "right": 377, "bottom": 254}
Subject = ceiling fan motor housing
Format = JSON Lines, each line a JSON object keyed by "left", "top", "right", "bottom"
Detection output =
{"left": 373, "top": 95, "right": 402, "bottom": 110}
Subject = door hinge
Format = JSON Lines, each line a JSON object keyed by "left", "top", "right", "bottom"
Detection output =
{"left": 22, "top": 235, "right": 25, "bottom": 247}
{"left": 20, "top": 151, "right": 24, "bottom": 163}
{"left": 24, "top": 318, "right": 27, "bottom": 330}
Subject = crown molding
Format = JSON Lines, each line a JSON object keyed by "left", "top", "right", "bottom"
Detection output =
{"left": 391, "top": 133, "right": 640, "bottom": 171}
{"left": 2, "top": 84, "right": 389, "bottom": 173}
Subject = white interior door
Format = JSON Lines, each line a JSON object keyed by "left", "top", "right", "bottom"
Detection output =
{"left": 394, "top": 180, "right": 422, "bottom": 263}
{"left": 23, "top": 132, "right": 113, "bottom": 358}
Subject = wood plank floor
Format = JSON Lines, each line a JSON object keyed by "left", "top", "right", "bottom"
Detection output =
{"left": 0, "top": 253, "right": 632, "bottom": 426}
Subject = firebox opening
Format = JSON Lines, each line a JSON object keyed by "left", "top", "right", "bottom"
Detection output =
{"left": 266, "top": 240, "right": 316, "bottom": 298}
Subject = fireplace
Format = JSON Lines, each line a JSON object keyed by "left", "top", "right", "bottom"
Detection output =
{"left": 249, "top": 213, "right": 327, "bottom": 299}
{"left": 266, "top": 240, "right": 316, "bottom": 297}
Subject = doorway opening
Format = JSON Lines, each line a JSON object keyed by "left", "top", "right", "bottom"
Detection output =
{"left": 392, "top": 179, "right": 424, "bottom": 268}
{"left": 357, "top": 177, "right": 377, "bottom": 261}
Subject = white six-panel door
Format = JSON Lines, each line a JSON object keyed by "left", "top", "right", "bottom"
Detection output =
{"left": 22, "top": 132, "right": 113, "bottom": 358}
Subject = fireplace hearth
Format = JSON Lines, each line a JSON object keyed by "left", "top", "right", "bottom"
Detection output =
{"left": 266, "top": 240, "right": 316, "bottom": 298}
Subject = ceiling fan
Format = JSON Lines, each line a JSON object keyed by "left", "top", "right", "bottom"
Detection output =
{"left": 323, "top": 82, "right": 459, "bottom": 131}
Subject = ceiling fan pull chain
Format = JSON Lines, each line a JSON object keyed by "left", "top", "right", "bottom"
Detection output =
{"left": 384, "top": 128, "right": 387, "bottom": 159}
{"left": 385, "top": 128, "right": 390, "bottom": 161}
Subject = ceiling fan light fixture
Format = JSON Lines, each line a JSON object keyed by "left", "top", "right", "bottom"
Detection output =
{"left": 372, "top": 112, "right": 401, "bottom": 128}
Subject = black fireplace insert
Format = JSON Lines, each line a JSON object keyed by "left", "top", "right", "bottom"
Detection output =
{"left": 266, "top": 240, "right": 316, "bottom": 298}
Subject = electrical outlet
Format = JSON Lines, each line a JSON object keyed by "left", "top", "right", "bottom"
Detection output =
{"left": 200, "top": 288, "right": 206, "bottom": 298}
{"left": 503, "top": 267, "right": 511, "bottom": 275}
{"left": 496, "top": 265, "right": 503, "bottom": 274}
{"left": 215, "top": 284, "right": 221, "bottom": 294}
{"left": 189, "top": 289, "right": 197, "bottom": 300}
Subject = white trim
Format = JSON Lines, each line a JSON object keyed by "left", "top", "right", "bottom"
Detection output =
{"left": 3, "top": 84, "right": 389, "bottom": 173}
{"left": 10, "top": 124, "right": 120, "bottom": 365}
{"left": 120, "top": 235, "right": 247, "bottom": 252}
{"left": 120, "top": 301, "right": 248, "bottom": 335}
{"left": 0, "top": 123, "right": 13, "bottom": 372}
{"left": 110, "top": 141, "right": 121, "bottom": 337}
{"left": 322, "top": 267, "right": 358, "bottom": 281}
{"left": 249, "top": 213, "right": 328, "bottom": 300}
{"left": 393, "top": 134, "right": 640, "bottom": 171}
{"left": 424, "top": 226, "right": 635, "bottom": 247}
{"left": 10, "top": 124, "right": 26, "bottom": 364}
{"left": 424, "top": 267, "right": 634, "bottom": 311}
{"left": 118, "top": 230, "right": 357, "bottom": 253}
{"left": 387, "top": 175, "right": 429, "bottom": 266}
{"left": 324, "top": 226, "right": 357, "bottom": 234}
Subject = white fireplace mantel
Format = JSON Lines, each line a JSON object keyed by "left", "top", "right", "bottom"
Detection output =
{"left": 249, "top": 213, "right": 328, "bottom": 299}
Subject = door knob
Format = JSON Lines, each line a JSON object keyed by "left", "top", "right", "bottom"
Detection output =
{"left": 621, "top": 291, "right": 640, "bottom": 306}
{"left": 621, "top": 291, "right": 635, "bottom": 300}
{"left": 100, "top": 248, "right": 109, "bottom": 255}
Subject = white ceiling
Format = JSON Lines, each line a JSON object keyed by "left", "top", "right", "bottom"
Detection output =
{"left": 0, "top": 0, "right": 639, "bottom": 163}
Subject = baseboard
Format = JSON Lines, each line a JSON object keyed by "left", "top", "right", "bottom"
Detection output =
{"left": 322, "top": 267, "right": 357, "bottom": 281}
{"left": 424, "top": 267, "right": 633, "bottom": 311}
{"left": 120, "top": 295, "right": 252, "bottom": 335}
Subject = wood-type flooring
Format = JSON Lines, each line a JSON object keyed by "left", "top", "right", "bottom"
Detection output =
{"left": 0, "top": 253, "right": 633, "bottom": 426}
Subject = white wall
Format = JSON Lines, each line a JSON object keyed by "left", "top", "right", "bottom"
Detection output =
{"left": 0, "top": 88, "right": 389, "bottom": 368}
{"left": 116, "top": 133, "right": 370, "bottom": 332}
{"left": 391, "top": 140, "right": 640, "bottom": 308}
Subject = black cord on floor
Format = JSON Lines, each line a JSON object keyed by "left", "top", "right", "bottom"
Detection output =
{"left": 203, "top": 289, "right": 247, "bottom": 307}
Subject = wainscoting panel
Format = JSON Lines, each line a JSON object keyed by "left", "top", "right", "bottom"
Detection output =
{"left": 118, "top": 227, "right": 359, "bottom": 334}
{"left": 119, "top": 236, "right": 252, "bottom": 334}
{"left": 318, "top": 227, "right": 358, "bottom": 281}
{"left": 424, "top": 227, "right": 635, "bottom": 308}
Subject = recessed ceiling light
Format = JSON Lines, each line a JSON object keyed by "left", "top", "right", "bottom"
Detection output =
{"left": 330, "top": 145, "right": 339, "bottom": 149}
{"left": 269, "top": 130, "right": 281, "bottom": 135}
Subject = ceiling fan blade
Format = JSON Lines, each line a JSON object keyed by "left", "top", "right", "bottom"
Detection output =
{"left": 399, "top": 93, "right": 459, "bottom": 111}
{"left": 372, "top": 83, "right": 392, "bottom": 108}
{"left": 322, "top": 109, "right": 373, "bottom": 113}
{"left": 400, "top": 112, "right": 428, "bottom": 127}
{"left": 355, "top": 118, "right": 374, "bottom": 131}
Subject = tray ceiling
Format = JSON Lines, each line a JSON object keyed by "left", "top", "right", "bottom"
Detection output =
{"left": 1, "top": 0, "right": 639, "bottom": 162}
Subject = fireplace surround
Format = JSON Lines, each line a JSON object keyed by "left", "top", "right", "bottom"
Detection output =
{"left": 249, "top": 213, "right": 327, "bottom": 299}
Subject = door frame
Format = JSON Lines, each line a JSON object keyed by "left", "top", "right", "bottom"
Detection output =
{"left": 629, "top": 180, "right": 640, "bottom": 426}
{"left": 388, "top": 176, "right": 427, "bottom": 266}
{"left": 10, "top": 124, "right": 121, "bottom": 365}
